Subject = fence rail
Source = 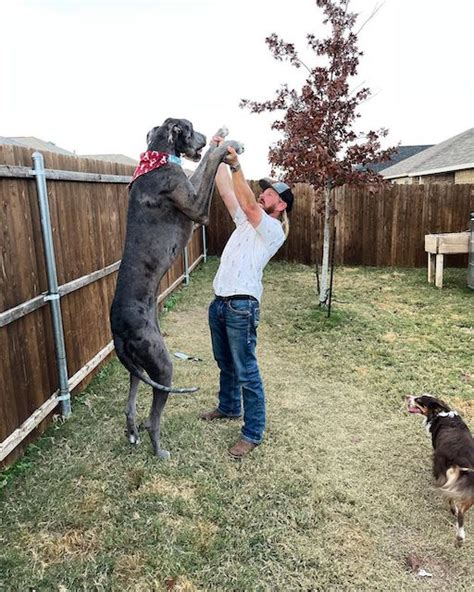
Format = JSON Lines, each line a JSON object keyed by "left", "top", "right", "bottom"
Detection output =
{"left": 0, "top": 145, "right": 205, "bottom": 466}
{"left": 0, "top": 163, "right": 131, "bottom": 183}
{"left": 208, "top": 182, "right": 474, "bottom": 267}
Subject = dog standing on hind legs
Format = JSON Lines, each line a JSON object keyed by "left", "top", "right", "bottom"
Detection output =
{"left": 407, "top": 394, "right": 474, "bottom": 546}
{"left": 110, "top": 118, "right": 243, "bottom": 459}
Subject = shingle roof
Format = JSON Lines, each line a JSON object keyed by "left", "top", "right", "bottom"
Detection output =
{"left": 0, "top": 136, "right": 25, "bottom": 147}
{"left": 368, "top": 145, "right": 433, "bottom": 173}
{"left": 0, "top": 136, "right": 192, "bottom": 174}
{"left": 0, "top": 137, "right": 138, "bottom": 167}
{"left": 382, "top": 128, "right": 474, "bottom": 178}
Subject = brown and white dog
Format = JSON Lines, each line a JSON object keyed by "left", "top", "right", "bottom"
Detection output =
{"left": 407, "top": 394, "right": 474, "bottom": 546}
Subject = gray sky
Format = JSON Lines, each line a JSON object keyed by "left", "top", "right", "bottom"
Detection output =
{"left": 1, "top": 0, "right": 473, "bottom": 177}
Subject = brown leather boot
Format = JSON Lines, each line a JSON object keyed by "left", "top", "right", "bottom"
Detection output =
{"left": 199, "top": 409, "right": 241, "bottom": 421}
{"left": 228, "top": 439, "right": 258, "bottom": 459}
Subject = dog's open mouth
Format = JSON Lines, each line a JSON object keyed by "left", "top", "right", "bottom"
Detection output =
{"left": 406, "top": 395, "right": 422, "bottom": 414}
{"left": 185, "top": 148, "right": 204, "bottom": 162}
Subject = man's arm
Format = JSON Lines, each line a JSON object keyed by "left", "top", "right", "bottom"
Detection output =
{"left": 225, "top": 146, "right": 262, "bottom": 228}
{"left": 215, "top": 163, "right": 239, "bottom": 218}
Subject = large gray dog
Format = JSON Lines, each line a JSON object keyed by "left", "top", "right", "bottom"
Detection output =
{"left": 110, "top": 118, "right": 243, "bottom": 458}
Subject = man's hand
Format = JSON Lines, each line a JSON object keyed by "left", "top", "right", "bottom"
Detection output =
{"left": 211, "top": 134, "right": 240, "bottom": 167}
{"left": 211, "top": 135, "right": 224, "bottom": 147}
{"left": 223, "top": 145, "right": 239, "bottom": 166}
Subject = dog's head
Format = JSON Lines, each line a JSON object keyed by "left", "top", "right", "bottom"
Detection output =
{"left": 147, "top": 118, "right": 206, "bottom": 162}
{"left": 406, "top": 393, "right": 451, "bottom": 418}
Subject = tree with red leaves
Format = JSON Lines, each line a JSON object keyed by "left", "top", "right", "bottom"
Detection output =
{"left": 241, "top": 0, "right": 396, "bottom": 306}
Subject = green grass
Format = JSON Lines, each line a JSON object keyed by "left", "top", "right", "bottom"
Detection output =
{"left": 1, "top": 261, "right": 473, "bottom": 591}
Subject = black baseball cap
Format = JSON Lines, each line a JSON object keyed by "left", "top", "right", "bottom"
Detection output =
{"left": 259, "top": 178, "right": 294, "bottom": 213}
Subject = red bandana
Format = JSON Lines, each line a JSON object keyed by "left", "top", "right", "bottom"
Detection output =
{"left": 131, "top": 150, "right": 169, "bottom": 184}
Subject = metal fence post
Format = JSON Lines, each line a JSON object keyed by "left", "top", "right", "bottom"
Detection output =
{"left": 32, "top": 152, "right": 71, "bottom": 418}
{"left": 183, "top": 246, "right": 190, "bottom": 285}
{"left": 202, "top": 225, "right": 207, "bottom": 263}
{"left": 469, "top": 211, "right": 474, "bottom": 289}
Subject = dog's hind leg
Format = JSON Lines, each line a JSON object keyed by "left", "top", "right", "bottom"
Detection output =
{"left": 141, "top": 349, "right": 173, "bottom": 459}
{"left": 455, "top": 507, "right": 465, "bottom": 546}
{"left": 455, "top": 501, "right": 472, "bottom": 546}
{"left": 125, "top": 373, "right": 141, "bottom": 445}
{"left": 449, "top": 498, "right": 457, "bottom": 515}
{"left": 148, "top": 387, "right": 171, "bottom": 460}
{"left": 448, "top": 499, "right": 464, "bottom": 546}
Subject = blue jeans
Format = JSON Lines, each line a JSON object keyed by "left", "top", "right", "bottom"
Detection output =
{"left": 208, "top": 297, "right": 265, "bottom": 444}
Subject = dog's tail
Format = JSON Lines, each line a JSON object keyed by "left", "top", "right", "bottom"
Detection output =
{"left": 114, "top": 338, "right": 198, "bottom": 394}
{"left": 438, "top": 466, "right": 474, "bottom": 500}
{"left": 129, "top": 365, "right": 199, "bottom": 394}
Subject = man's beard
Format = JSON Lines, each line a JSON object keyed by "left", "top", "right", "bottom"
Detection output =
{"left": 263, "top": 203, "right": 278, "bottom": 215}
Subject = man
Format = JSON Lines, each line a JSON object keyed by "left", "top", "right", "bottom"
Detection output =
{"left": 200, "top": 138, "right": 294, "bottom": 459}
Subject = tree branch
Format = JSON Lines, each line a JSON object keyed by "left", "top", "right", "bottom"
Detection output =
{"left": 355, "top": 1, "right": 385, "bottom": 36}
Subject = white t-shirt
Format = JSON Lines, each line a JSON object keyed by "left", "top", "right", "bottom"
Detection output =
{"left": 213, "top": 206, "right": 285, "bottom": 302}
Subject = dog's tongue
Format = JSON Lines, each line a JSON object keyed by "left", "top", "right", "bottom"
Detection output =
{"left": 408, "top": 406, "right": 421, "bottom": 414}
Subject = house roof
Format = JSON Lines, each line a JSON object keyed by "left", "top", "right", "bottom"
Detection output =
{"left": 1, "top": 136, "right": 76, "bottom": 156}
{"left": 0, "top": 136, "right": 25, "bottom": 147}
{"left": 368, "top": 145, "right": 433, "bottom": 173}
{"left": 0, "top": 137, "right": 138, "bottom": 167}
{"left": 382, "top": 128, "right": 474, "bottom": 179}
{"left": 0, "top": 136, "right": 194, "bottom": 173}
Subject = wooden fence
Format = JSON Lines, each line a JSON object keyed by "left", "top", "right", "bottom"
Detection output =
{"left": 208, "top": 182, "right": 474, "bottom": 267}
{"left": 0, "top": 145, "right": 205, "bottom": 467}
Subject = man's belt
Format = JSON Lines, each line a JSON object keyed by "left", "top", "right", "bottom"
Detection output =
{"left": 215, "top": 294, "right": 258, "bottom": 302}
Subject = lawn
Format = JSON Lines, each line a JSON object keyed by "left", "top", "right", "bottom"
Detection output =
{"left": 1, "top": 261, "right": 473, "bottom": 591}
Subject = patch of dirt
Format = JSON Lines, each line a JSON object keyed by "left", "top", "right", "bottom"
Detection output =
{"left": 135, "top": 476, "right": 196, "bottom": 501}
{"left": 26, "top": 528, "right": 102, "bottom": 565}
{"left": 451, "top": 397, "right": 474, "bottom": 421}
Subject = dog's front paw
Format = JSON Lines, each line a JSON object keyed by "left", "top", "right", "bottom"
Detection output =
{"left": 228, "top": 140, "right": 244, "bottom": 155}
{"left": 214, "top": 126, "right": 229, "bottom": 139}
{"left": 209, "top": 126, "right": 229, "bottom": 148}
{"left": 212, "top": 139, "right": 245, "bottom": 165}
{"left": 217, "top": 140, "right": 244, "bottom": 161}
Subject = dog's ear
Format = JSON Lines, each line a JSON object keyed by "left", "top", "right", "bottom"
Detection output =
{"left": 431, "top": 398, "right": 451, "bottom": 413}
{"left": 417, "top": 395, "right": 450, "bottom": 413}
{"left": 168, "top": 124, "right": 182, "bottom": 143}
{"left": 146, "top": 126, "right": 159, "bottom": 147}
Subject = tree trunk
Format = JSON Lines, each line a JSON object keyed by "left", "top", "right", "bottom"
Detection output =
{"left": 319, "top": 181, "right": 332, "bottom": 306}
